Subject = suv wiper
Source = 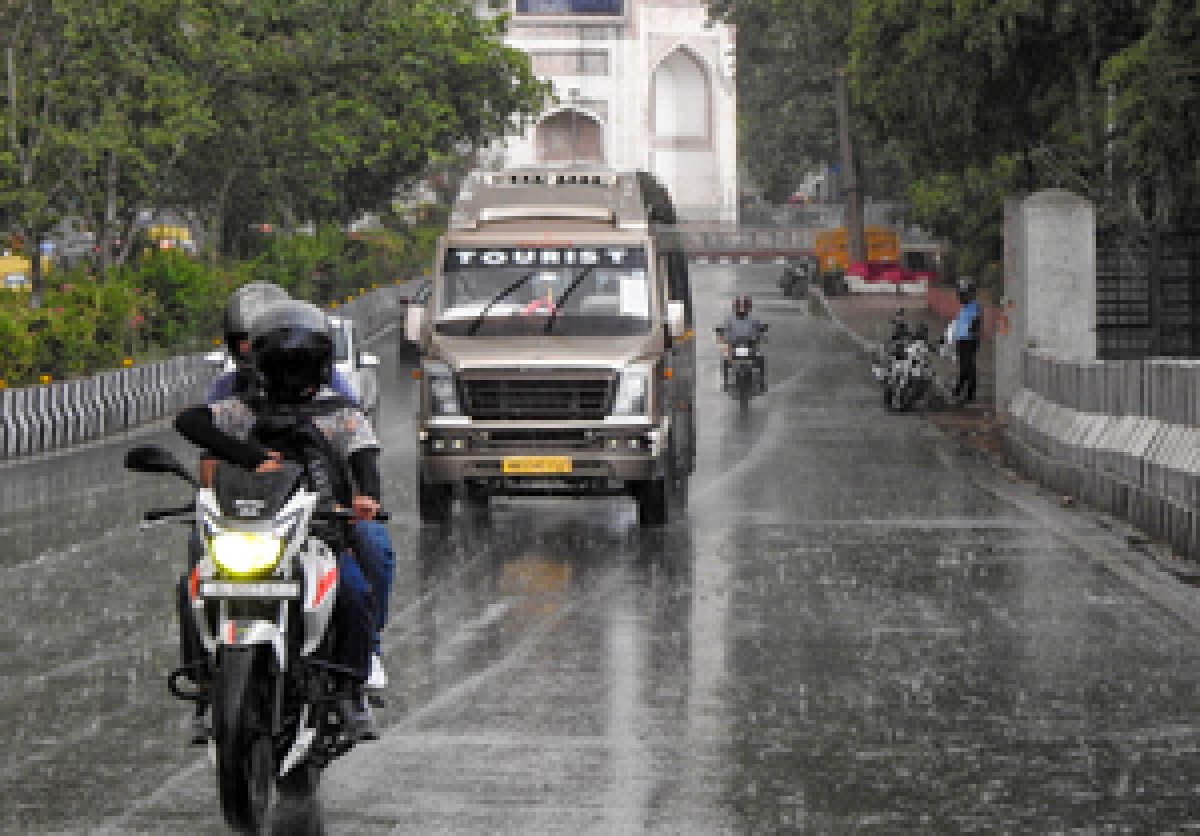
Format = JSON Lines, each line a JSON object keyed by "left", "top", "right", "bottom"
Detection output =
{"left": 466, "top": 271, "right": 538, "bottom": 336}
{"left": 543, "top": 264, "right": 598, "bottom": 334}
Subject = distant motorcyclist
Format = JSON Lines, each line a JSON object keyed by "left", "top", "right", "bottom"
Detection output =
{"left": 717, "top": 295, "right": 767, "bottom": 393}
{"left": 176, "top": 300, "right": 388, "bottom": 741}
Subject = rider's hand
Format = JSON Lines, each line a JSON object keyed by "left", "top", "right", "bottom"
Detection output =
{"left": 351, "top": 494, "right": 380, "bottom": 522}
{"left": 255, "top": 450, "right": 282, "bottom": 473}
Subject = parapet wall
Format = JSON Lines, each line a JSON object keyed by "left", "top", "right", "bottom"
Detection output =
{"left": 1006, "top": 350, "right": 1200, "bottom": 559}
{"left": 0, "top": 284, "right": 407, "bottom": 461}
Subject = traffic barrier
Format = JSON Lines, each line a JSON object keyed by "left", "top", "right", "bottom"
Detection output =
{"left": 1007, "top": 349, "right": 1200, "bottom": 559}
{"left": 0, "top": 284, "right": 407, "bottom": 461}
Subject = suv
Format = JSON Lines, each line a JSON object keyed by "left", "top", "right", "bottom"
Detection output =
{"left": 410, "top": 168, "right": 696, "bottom": 525}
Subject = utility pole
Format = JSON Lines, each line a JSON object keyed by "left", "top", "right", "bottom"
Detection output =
{"left": 834, "top": 68, "right": 866, "bottom": 265}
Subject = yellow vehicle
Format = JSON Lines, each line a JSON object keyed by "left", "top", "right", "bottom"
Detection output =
{"left": 0, "top": 254, "right": 53, "bottom": 291}
{"left": 814, "top": 225, "right": 901, "bottom": 273}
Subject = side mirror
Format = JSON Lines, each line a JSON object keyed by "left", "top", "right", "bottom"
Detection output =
{"left": 405, "top": 304, "right": 425, "bottom": 345}
{"left": 124, "top": 445, "right": 198, "bottom": 487}
{"left": 666, "top": 300, "right": 686, "bottom": 339}
{"left": 714, "top": 326, "right": 725, "bottom": 335}
{"left": 358, "top": 352, "right": 380, "bottom": 368}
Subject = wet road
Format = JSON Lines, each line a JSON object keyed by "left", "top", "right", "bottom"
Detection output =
{"left": 4, "top": 265, "right": 1200, "bottom": 832}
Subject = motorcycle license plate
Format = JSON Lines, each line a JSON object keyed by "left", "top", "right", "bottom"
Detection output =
{"left": 734, "top": 346, "right": 752, "bottom": 357}
{"left": 199, "top": 581, "right": 301, "bottom": 599}
{"left": 502, "top": 456, "right": 573, "bottom": 474}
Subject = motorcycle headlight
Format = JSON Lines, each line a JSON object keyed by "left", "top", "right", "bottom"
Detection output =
{"left": 611, "top": 364, "right": 651, "bottom": 417}
{"left": 208, "top": 530, "right": 284, "bottom": 576}
{"left": 425, "top": 363, "right": 461, "bottom": 416}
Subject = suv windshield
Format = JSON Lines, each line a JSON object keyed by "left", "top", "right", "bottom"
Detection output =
{"left": 435, "top": 245, "right": 651, "bottom": 337}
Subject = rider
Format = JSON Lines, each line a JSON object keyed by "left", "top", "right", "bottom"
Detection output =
{"left": 204, "top": 282, "right": 392, "bottom": 685}
{"left": 718, "top": 294, "right": 767, "bottom": 393}
{"left": 176, "top": 300, "right": 387, "bottom": 741}
{"left": 209, "top": 281, "right": 359, "bottom": 402}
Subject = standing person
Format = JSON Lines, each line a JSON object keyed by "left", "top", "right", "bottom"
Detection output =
{"left": 950, "top": 278, "right": 981, "bottom": 405}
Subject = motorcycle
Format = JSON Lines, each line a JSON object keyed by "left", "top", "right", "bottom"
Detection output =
{"left": 125, "top": 444, "right": 385, "bottom": 834}
{"left": 872, "top": 327, "right": 935, "bottom": 412}
{"left": 716, "top": 324, "right": 768, "bottom": 408}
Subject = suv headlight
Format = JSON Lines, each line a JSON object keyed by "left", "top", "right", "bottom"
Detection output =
{"left": 425, "top": 363, "right": 461, "bottom": 416}
{"left": 208, "top": 530, "right": 284, "bottom": 576}
{"left": 611, "top": 364, "right": 651, "bottom": 417}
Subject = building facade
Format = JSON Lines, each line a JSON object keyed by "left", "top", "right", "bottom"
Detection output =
{"left": 477, "top": 0, "right": 737, "bottom": 221}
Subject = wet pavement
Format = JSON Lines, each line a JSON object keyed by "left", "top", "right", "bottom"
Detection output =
{"left": 3, "top": 264, "right": 1200, "bottom": 833}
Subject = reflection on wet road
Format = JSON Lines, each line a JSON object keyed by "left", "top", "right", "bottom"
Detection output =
{"left": 3, "top": 265, "right": 1200, "bottom": 833}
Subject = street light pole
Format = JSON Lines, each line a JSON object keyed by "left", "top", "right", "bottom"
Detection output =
{"left": 834, "top": 68, "right": 866, "bottom": 265}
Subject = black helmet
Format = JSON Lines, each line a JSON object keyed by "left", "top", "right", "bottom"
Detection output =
{"left": 956, "top": 277, "right": 975, "bottom": 303}
{"left": 733, "top": 295, "right": 752, "bottom": 317}
{"left": 223, "top": 282, "right": 289, "bottom": 357}
{"left": 249, "top": 300, "right": 334, "bottom": 404}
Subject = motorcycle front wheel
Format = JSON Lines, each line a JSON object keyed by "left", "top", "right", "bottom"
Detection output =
{"left": 215, "top": 648, "right": 273, "bottom": 834}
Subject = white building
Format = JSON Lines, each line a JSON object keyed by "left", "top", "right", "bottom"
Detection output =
{"left": 476, "top": 0, "right": 737, "bottom": 221}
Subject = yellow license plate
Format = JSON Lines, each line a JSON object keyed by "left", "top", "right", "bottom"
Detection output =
{"left": 502, "top": 456, "right": 573, "bottom": 474}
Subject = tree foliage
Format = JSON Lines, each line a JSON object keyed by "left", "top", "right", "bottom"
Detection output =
{"left": 0, "top": 0, "right": 549, "bottom": 272}
{"left": 711, "top": 0, "right": 1200, "bottom": 289}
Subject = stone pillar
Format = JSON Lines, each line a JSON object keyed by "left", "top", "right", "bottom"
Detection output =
{"left": 996, "top": 189, "right": 1096, "bottom": 411}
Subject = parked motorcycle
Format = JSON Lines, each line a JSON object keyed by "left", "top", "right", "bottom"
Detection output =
{"left": 125, "top": 444, "right": 384, "bottom": 834}
{"left": 872, "top": 323, "right": 935, "bottom": 411}
{"left": 716, "top": 324, "right": 768, "bottom": 408}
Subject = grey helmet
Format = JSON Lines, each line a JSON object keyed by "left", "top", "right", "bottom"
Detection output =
{"left": 249, "top": 300, "right": 334, "bottom": 404}
{"left": 223, "top": 281, "right": 290, "bottom": 357}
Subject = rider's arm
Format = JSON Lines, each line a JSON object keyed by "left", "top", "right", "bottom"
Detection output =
{"left": 175, "top": 404, "right": 271, "bottom": 470}
{"left": 348, "top": 448, "right": 381, "bottom": 501}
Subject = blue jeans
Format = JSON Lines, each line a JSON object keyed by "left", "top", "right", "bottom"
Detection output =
{"left": 351, "top": 521, "right": 395, "bottom": 656}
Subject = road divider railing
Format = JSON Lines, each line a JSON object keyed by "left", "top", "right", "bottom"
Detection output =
{"left": 1006, "top": 351, "right": 1200, "bottom": 560}
{"left": 0, "top": 284, "right": 410, "bottom": 461}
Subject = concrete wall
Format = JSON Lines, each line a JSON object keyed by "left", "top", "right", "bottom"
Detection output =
{"left": 1006, "top": 351, "right": 1200, "bottom": 560}
{"left": 0, "top": 285, "right": 407, "bottom": 461}
{"left": 996, "top": 189, "right": 1096, "bottom": 412}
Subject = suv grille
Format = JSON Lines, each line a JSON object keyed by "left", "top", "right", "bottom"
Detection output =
{"left": 460, "top": 378, "right": 613, "bottom": 420}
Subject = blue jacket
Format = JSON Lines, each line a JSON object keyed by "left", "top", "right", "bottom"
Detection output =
{"left": 206, "top": 366, "right": 360, "bottom": 405}
{"left": 953, "top": 301, "right": 980, "bottom": 341}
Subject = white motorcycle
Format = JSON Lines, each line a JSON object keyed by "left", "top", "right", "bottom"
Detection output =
{"left": 872, "top": 330, "right": 935, "bottom": 412}
{"left": 125, "top": 444, "right": 383, "bottom": 834}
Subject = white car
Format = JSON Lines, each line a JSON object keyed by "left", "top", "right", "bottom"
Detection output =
{"left": 330, "top": 315, "right": 380, "bottom": 420}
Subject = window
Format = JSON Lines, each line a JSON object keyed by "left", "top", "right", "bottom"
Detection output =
{"left": 652, "top": 49, "right": 710, "bottom": 141}
{"left": 516, "top": 0, "right": 623, "bottom": 15}
{"left": 530, "top": 50, "right": 610, "bottom": 76}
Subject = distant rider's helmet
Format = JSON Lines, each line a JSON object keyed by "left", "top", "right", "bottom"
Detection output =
{"left": 956, "top": 277, "right": 975, "bottom": 305}
{"left": 249, "top": 300, "right": 334, "bottom": 404}
{"left": 223, "top": 281, "right": 290, "bottom": 361}
{"left": 733, "top": 295, "right": 751, "bottom": 318}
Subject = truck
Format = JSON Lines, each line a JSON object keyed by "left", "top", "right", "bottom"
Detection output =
{"left": 409, "top": 167, "right": 696, "bottom": 525}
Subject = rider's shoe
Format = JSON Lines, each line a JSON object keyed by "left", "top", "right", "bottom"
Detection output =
{"left": 189, "top": 703, "right": 211, "bottom": 745}
{"left": 344, "top": 695, "right": 379, "bottom": 742}
{"left": 366, "top": 653, "right": 387, "bottom": 691}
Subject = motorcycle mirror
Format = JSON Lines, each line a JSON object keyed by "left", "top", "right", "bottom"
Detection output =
{"left": 760, "top": 323, "right": 769, "bottom": 332}
{"left": 124, "top": 445, "right": 199, "bottom": 487}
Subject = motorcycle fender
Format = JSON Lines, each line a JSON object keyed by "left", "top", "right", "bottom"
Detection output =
{"left": 218, "top": 618, "right": 287, "bottom": 672}
{"left": 212, "top": 646, "right": 256, "bottom": 747}
{"left": 300, "top": 538, "right": 339, "bottom": 657}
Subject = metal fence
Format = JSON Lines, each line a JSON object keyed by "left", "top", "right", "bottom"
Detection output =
{"left": 0, "top": 284, "right": 410, "bottom": 461}
{"left": 1096, "top": 228, "right": 1200, "bottom": 359}
{"left": 1007, "top": 350, "right": 1200, "bottom": 559}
